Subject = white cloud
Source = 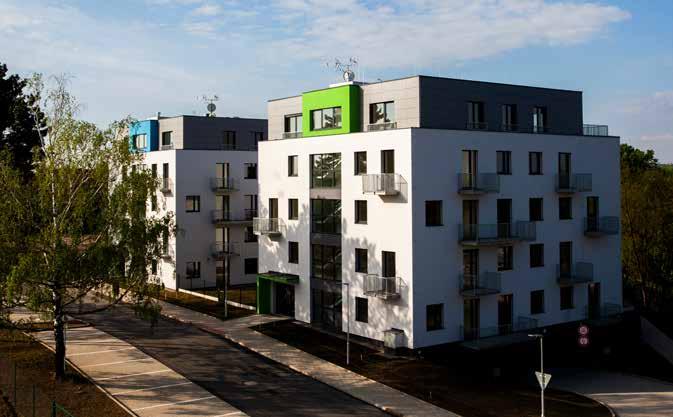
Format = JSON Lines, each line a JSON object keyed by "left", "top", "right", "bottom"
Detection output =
{"left": 191, "top": 4, "right": 223, "bottom": 16}
{"left": 639, "top": 133, "right": 673, "bottom": 142}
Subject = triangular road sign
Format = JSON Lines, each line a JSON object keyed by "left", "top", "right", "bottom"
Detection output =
{"left": 535, "top": 371, "right": 552, "bottom": 390}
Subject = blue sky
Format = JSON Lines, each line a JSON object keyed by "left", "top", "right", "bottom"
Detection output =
{"left": 1, "top": 0, "right": 672, "bottom": 161}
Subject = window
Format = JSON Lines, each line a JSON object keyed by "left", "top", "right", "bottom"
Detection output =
{"left": 530, "top": 290, "right": 545, "bottom": 315}
{"left": 288, "top": 155, "right": 298, "bottom": 177}
{"left": 186, "top": 261, "right": 201, "bottom": 279}
{"left": 355, "top": 297, "right": 368, "bottom": 323}
{"left": 467, "top": 101, "right": 485, "bottom": 129}
{"left": 311, "top": 244, "right": 341, "bottom": 281}
{"left": 311, "top": 199, "right": 341, "bottom": 234}
{"left": 530, "top": 244, "right": 544, "bottom": 268}
{"left": 223, "top": 131, "right": 236, "bottom": 149}
{"left": 311, "top": 107, "right": 342, "bottom": 130}
{"left": 185, "top": 195, "right": 200, "bottom": 212}
{"left": 133, "top": 134, "right": 147, "bottom": 149}
{"left": 310, "top": 153, "right": 341, "bottom": 188}
{"left": 559, "top": 197, "right": 572, "bottom": 220}
{"left": 284, "top": 114, "right": 302, "bottom": 133}
{"left": 426, "top": 304, "right": 444, "bottom": 331}
{"left": 355, "top": 248, "right": 368, "bottom": 273}
{"left": 354, "top": 151, "right": 367, "bottom": 175}
{"left": 529, "top": 152, "right": 543, "bottom": 175}
{"left": 529, "top": 198, "right": 543, "bottom": 221}
{"left": 497, "top": 151, "right": 512, "bottom": 175}
{"left": 425, "top": 200, "right": 443, "bottom": 226}
{"left": 381, "top": 150, "right": 395, "bottom": 174}
{"left": 244, "top": 258, "right": 258, "bottom": 275}
{"left": 382, "top": 251, "right": 396, "bottom": 277}
{"left": 244, "top": 226, "right": 257, "bottom": 242}
{"left": 289, "top": 241, "right": 299, "bottom": 264}
{"left": 253, "top": 131, "right": 265, "bottom": 144}
{"left": 533, "top": 106, "right": 548, "bottom": 133}
{"left": 502, "top": 104, "right": 517, "bottom": 131}
{"left": 150, "top": 259, "right": 157, "bottom": 275}
{"left": 498, "top": 246, "right": 513, "bottom": 271}
{"left": 355, "top": 200, "right": 367, "bottom": 224}
{"left": 150, "top": 194, "right": 157, "bottom": 212}
{"left": 370, "top": 101, "right": 395, "bottom": 124}
{"left": 560, "top": 286, "right": 574, "bottom": 310}
{"left": 245, "top": 163, "right": 257, "bottom": 179}
{"left": 161, "top": 131, "right": 172, "bottom": 146}
{"left": 288, "top": 199, "right": 299, "bottom": 220}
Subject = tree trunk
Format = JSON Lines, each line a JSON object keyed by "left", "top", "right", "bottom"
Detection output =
{"left": 53, "top": 290, "right": 66, "bottom": 380}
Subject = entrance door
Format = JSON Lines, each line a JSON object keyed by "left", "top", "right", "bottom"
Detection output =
{"left": 462, "top": 200, "right": 479, "bottom": 240}
{"left": 464, "top": 299, "right": 480, "bottom": 340}
{"left": 588, "top": 283, "right": 601, "bottom": 319}
{"left": 558, "top": 153, "right": 572, "bottom": 189}
{"left": 463, "top": 249, "right": 479, "bottom": 290}
{"left": 497, "top": 199, "right": 512, "bottom": 238}
{"left": 587, "top": 196, "right": 599, "bottom": 232}
{"left": 462, "top": 150, "right": 478, "bottom": 189}
{"left": 275, "top": 283, "right": 295, "bottom": 317}
{"left": 498, "top": 294, "right": 513, "bottom": 335}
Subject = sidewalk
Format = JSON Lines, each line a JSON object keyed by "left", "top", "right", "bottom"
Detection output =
{"left": 157, "top": 300, "right": 461, "bottom": 417}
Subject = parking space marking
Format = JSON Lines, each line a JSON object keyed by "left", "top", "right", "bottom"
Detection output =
{"left": 210, "top": 412, "right": 247, "bottom": 417}
{"left": 68, "top": 347, "right": 135, "bottom": 356}
{"left": 97, "top": 369, "right": 171, "bottom": 381}
{"left": 132, "top": 395, "right": 216, "bottom": 412}
{"left": 113, "top": 381, "right": 192, "bottom": 396}
{"left": 81, "top": 358, "right": 150, "bottom": 368}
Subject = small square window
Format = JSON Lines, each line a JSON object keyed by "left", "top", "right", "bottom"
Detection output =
{"left": 531, "top": 290, "right": 545, "bottom": 315}
{"left": 425, "top": 201, "right": 443, "bottom": 226}
{"left": 186, "top": 261, "right": 201, "bottom": 279}
{"left": 529, "top": 198, "right": 543, "bottom": 222}
{"left": 185, "top": 195, "right": 200, "bottom": 212}
{"left": 426, "top": 304, "right": 444, "bottom": 331}
{"left": 498, "top": 246, "right": 513, "bottom": 271}
{"left": 559, "top": 197, "right": 573, "bottom": 220}
{"left": 497, "top": 151, "right": 512, "bottom": 175}
{"left": 355, "top": 248, "right": 368, "bottom": 274}
{"left": 244, "top": 258, "right": 258, "bottom": 275}
{"left": 560, "top": 286, "right": 574, "bottom": 310}
{"left": 245, "top": 163, "right": 257, "bottom": 179}
{"left": 288, "top": 155, "right": 298, "bottom": 177}
{"left": 288, "top": 199, "right": 299, "bottom": 220}
{"left": 529, "top": 152, "right": 543, "bottom": 175}
{"left": 289, "top": 241, "right": 299, "bottom": 264}
{"left": 355, "top": 200, "right": 367, "bottom": 224}
{"left": 354, "top": 151, "right": 367, "bottom": 175}
{"left": 530, "top": 244, "right": 544, "bottom": 268}
{"left": 355, "top": 297, "right": 368, "bottom": 323}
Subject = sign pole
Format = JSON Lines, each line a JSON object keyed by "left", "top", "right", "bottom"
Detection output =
{"left": 346, "top": 282, "right": 350, "bottom": 365}
{"left": 540, "top": 335, "right": 544, "bottom": 417}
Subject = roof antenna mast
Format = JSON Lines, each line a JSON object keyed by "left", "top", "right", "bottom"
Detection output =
{"left": 325, "top": 57, "right": 358, "bottom": 82}
{"left": 200, "top": 95, "right": 219, "bottom": 117}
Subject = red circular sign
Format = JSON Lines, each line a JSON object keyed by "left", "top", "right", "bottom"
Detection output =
{"left": 578, "top": 325, "right": 589, "bottom": 336}
{"left": 578, "top": 336, "right": 590, "bottom": 347}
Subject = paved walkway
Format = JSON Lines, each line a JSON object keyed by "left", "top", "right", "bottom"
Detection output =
{"left": 157, "top": 300, "right": 460, "bottom": 417}
{"left": 552, "top": 369, "right": 673, "bottom": 417}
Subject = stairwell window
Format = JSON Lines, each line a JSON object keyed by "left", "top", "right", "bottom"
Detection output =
{"left": 370, "top": 101, "right": 395, "bottom": 124}
{"left": 185, "top": 195, "right": 200, "bottom": 213}
{"left": 311, "top": 107, "right": 342, "bottom": 130}
{"left": 311, "top": 153, "right": 341, "bottom": 188}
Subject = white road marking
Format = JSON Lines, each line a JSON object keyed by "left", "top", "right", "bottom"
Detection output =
{"left": 132, "top": 395, "right": 216, "bottom": 411}
{"left": 81, "top": 358, "right": 150, "bottom": 368}
{"left": 68, "top": 347, "right": 135, "bottom": 356}
{"left": 210, "top": 412, "right": 247, "bottom": 417}
{"left": 97, "top": 369, "right": 171, "bottom": 381}
{"left": 113, "top": 381, "right": 192, "bottom": 396}
{"left": 591, "top": 392, "right": 673, "bottom": 397}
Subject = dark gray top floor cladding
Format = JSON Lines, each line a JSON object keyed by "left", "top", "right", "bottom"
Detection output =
{"left": 159, "top": 115, "right": 267, "bottom": 150}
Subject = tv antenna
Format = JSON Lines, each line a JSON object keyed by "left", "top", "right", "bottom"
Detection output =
{"left": 326, "top": 57, "right": 358, "bottom": 82}
{"left": 200, "top": 95, "right": 219, "bottom": 117}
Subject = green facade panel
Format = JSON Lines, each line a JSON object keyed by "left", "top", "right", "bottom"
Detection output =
{"left": 257, "top": 276, "right": 271, "bottom": 314}
{"left": 302, "top": 85, "right": 361, "bottom": 137}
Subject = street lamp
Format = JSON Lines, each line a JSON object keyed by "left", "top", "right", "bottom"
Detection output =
{"left": 342, "top": 282, "right": 350, "bottom": 365}
{"left": 529, "top": 332, "right": 545, "bottom": 417}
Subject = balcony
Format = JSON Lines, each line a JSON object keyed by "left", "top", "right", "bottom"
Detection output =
{"left": 466, "top": 122, "right": 488, "bottom": 130}
{"left": 585, "top": 302, "right": 623, "bottom": 320}
{"left": 532, "top": 125, "right": 550, "bottom": 134}
{"left": 461, "top": 316, "right": 538, "bottom": 341}
{"left": 459, "top": 272, "right": 501, "bottom": 298}
{"left": 211, "top": 242, "right": 239, "bottom": 259}
{"left": 253, "top": 217, "right": 283, "bottom": 236}
{"left": 159, "top": 177, "right": 173, "bottom": 194}
{"left": 210, "top": 177, "right": 237, "bottom": 193}
{"left": 282, "top": 131, "right": 303, "bottom": 139}
{"left": 211, "top": 209, "right": 256, "bottom": 225}
{"left": 584, "top": 216, "right": 619, "bottom": 237}
{"left": 501, "top": 124, "right": 518, "bottom": 132}
{"left": 555, "top": 173, "right": 592, "bottom": 193}
{"left": 457, "top": 173, "right": 500, "bottom": 194}
{"left": 160, "top": 143, "right": 174, "bottom": 150}
{"left": 367, "top": 122, "right": 397, "bottom": 132}
{"left": 459, "top": 222, "right": 537, "bottom": 246}
{"left": 583, "top": 124, "right": 609, "bottom": 136}
{"left": 362, "top": 173, "right": 402, "bottom": 195}
{"left": 364, "top": 274, "right": 401, "bottom": 300}
{"left": 557, "top": 262, "right": 594, "bottom": 285}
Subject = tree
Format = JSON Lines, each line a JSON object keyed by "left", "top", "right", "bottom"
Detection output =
{"left": 0, "top": 62, "right": 44, "bottom": 177}
{"left": 0, "top": 74, "right": 173, "bottom": 379}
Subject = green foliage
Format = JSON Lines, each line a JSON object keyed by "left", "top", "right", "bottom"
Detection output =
{"left": 620, "top": 143, "right": 658, "bottom": 174}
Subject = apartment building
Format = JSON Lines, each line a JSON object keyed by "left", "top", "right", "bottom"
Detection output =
{"left": 256, "top": 76, "right": 621, "bottom": 349}
{"left": 130, "top": 114, "right": 266, "bottom": 291}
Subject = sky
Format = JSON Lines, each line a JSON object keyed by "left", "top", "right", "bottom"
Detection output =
{"left": 1, "top": 0, "right": 672, "bottom": 161}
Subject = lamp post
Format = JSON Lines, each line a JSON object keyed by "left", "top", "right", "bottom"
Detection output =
{"left": 529, "top": 332, "right": 545, "bottom": 417}
{"left": 342, "top": 282, "right": 350, "bottom": 365}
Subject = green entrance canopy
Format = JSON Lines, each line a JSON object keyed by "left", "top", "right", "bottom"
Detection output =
{"left": 257, "top": 271, "right": 299, "bottom": 314}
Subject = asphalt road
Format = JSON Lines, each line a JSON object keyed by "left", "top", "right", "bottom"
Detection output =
{"left": 78, "top": 305, "right": 389, "bottom": 417}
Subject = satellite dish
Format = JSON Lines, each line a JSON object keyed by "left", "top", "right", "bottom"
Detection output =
{"left": 343, "top": 69, "right": 355, "bottom": 82}
{"left": 207, "top": 103, "right": 216, "bottom": 113}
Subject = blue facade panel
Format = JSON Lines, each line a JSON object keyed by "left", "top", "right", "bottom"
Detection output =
{"left": 129, "top": 120, "right": 158, "bottom": 152}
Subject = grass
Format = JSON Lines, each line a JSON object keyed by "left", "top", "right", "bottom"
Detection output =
{"left": 157, "top": 287, "right": 255, "bottom": 321}
{"left": 0, "top": 326, "right": 129, "bottom": 417}
{"left": 254, "top": 320, "right": 612, "bottom": 417}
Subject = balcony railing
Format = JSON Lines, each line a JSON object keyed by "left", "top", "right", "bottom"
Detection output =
{"left": 459, "top": 272, "right": 501, "bottom": 298}
{"left": 282, "top": 131, "right": 303, "bottom": 139}
{"left": 362, "top": 173, "right": 402, "bottom": 195}
{"left": 466, "top": 122, "right": 488, "bottom": 130}
{"left": 583, "top": 124, "right": 609, "bottom": 136}
{"left": 160, "top": 143, "right": 174, "bottom": 150}
{"left": 461, "top": 316, "right": 538, "bottom": 341}
{"left": 364, "top": 274, "right": 401, "bottom": 300}
{"left": 459, "top": 222, "right": 537, "bottom": 245}
{"left": 501, "top": 124, "right": 518, "bottom": 132}
{"left": 557, "top": 262, "right": 594, "bottom": 285}
{"left": 159, "top": 177, "right": 173, "bottom": 193}
{"left": 211, "top": 242, "right": 239, "bottom": 258}
{"left": 253, "top": 217, "right": 282, "bottom": 235}
{"left": 367, "top": 122, "right": 397, "bottom": 131}
{"left": 584, "top": 216, "right": 619, "bottom": 237}
{"left": 457, "top": 173, "right": 500, "bottom": 194}
{"left": 532, "top": 125, "right": 550, "bottom": 134}
{"left": 211, "top": 209, "right": 256, "bottom": 224}
{"left": 555, "top": 173, "right": 592, "bottom": 193}
{"left": 210, "top": 177, "right": 237, "bottom": 192}
{"left": 585, "top": 302, "right": 623, "bottom": 320}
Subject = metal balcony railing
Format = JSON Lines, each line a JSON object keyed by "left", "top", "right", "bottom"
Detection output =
{"left": 159, "top": 177, "right": 173, "bottom": 193}
{"left": 160, "top": 143, "right": 174, "bottom": 150}
{"left": 367, "top": 122, "right": 397, "bottom": 131}
{"left": 461, "top": 316, "right": 539, "bottom": 341}
{"left": 364, "top": 274, "right": 401, "bottom": 300}
{"left": 466, "top": 122, "right": 488, "bottom": 130}
{"left": 585, "top": 302, "right": 623, "bottom": 320}
{"left": 282, "top": 131, "right": 303, "bottom": 139}
{"left": 253, "top": 217, "right": 282, "bottom": 235}
{"left": 457, "top": 173, "right": 500, "bottom": 194}
{"left": 211, "top": 209, "right": 256, "bottom": 224}
{"left": 584, "top": 216, "right": 619, "bottom": 236}
{"left": 211, "top": 241, "right": 239, "bottom": 258}
{"left": 556, "top": 262, "right": 594, "bottom": 285}
{"left": 459, "top": 272, "right": 501, "bottom": 297}
{"left": 210, "top": 177, "right": 237, "bottom": 192}
{"left": 459, "top": 221, "right": 537, "bottom": 245}
{"left": 532, "top": 125, "right": 550, "bottom": 134}
{"left": 555, "top": 173, "right": 592, "bottom": 193}
{"left": 501, "top": 124, "right": 518, "bottom": 132}
{"left": 362, "top": 173, "right": 402, "bottom": 195}
{"left": 583, "top": 124, "right": 609, "bottom": 136}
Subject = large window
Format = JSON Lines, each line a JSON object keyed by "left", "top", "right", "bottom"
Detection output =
{"left": 311, "top": 107, "right": 342, "bottom": 130}
{"left": 186, "top": 261, "right": 201, "bottom": 279}
{"left": 498, "top": 246, "right": 513, "bottom": 271}
{"left": 355, "top": 297, "right": 368, "bottom": 323}
{"left": 497, "top": 151, "right": 512, "bottom": 175}
{"left": 185, "top": 195, "right": 200, "bottom": 213}
{"left": 501, "top": 104, "right": 517, "bottom": 131}
{"left": 284, "top": 114, "right": 302, "bottom": 133}
{"left": 529, "top": 152, "right": 543, "bottom": 175}
{"left": 355, "top": 200, "right": 367, "bottom": 224}
{"left": 289, "top": 241, "right": 299, "bottom": 264}
{"left": 559, "top": 197, "right": 573, "bottom": 220}
{"left": 311, "top": 244, "right": 341, "bottom": 281}
{"left": 426, "top": 304, "right": 444, "bottom": 331}
{"left": 530, "top": 244, "right": 544, "bottom": 268}
{"left": 370, "top": 101, "right": 395, "bottom": 124}
{"left": 288, "top": 155, "right": 298, "bottom": 177}
{"left": 310, "top": 153, "right": 341, "bottom": 188}
{"left": 530, "top": 290, "right": 545, "bottom": 315}
{"left": 355, "top": 248, "right": 368, "bottom": 273}
{"left": 467, "top": 101, "right": 485, "bottom": 129}
{"left": 530, "top": 198, "right": 543, "bottom": 221}
{"left": 288, "top": 198, "right": 299, "bottom": 220}
{"left": 133, "top": 134, "right": 147, "bottom": 149}
{"left": 311, "top": 199, "right": 341, "bottom": 234}
{"left": 354, "top": 151, "right": 367, "bottom": 175}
